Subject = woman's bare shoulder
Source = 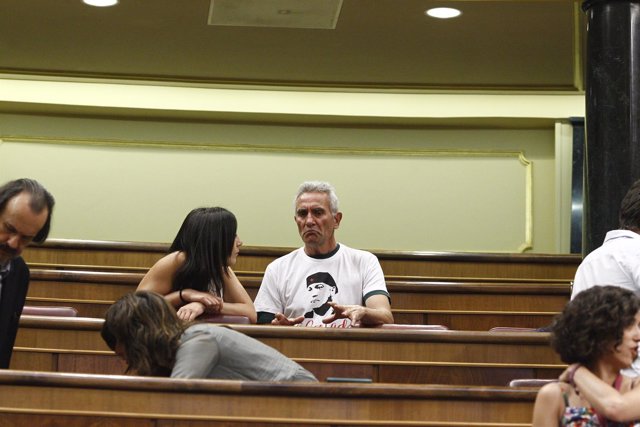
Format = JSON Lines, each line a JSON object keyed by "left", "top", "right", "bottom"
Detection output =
{"left": 537, "top": 381, "right": 566, "bottom": 400}
{"left": 153, "top": 251, "right": 185, "bottom": 269}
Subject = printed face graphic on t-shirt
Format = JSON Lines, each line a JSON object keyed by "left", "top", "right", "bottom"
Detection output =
{"left": 307, "top": 281, "right": 336, "bottom": 309}
{"left": 305, "top": 272, "right": 338, "bottom": 311}
{"left": 302, "top": 271, "right": 349, "bottom": 327}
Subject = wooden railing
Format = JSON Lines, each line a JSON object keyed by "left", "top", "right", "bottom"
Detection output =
{"left": 26, "top": 269, "right": 569, "bottom": 330}
{"left": 23, "top": 238, "right": 581, "bottom": 280}
{"left": 12, "top": 316, "right": 563, "bottom": 386}
{"left": 0, "top": 369, "right": 538, "bottom": 426}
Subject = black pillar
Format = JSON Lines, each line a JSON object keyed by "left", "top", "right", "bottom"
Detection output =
{"left": 581, "top": 0, "right": 640, "bottom": 256}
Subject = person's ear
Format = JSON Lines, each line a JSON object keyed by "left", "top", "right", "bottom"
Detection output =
{"left": 334, "top": 212, "right": 342, "bottom": 228}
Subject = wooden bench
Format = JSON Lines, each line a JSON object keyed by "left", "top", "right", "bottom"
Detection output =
{"left": 23, "top": 238, "right": 581, "bottom": 280}
{"left": 12, "top": 316, "right": 564, "bottom": 386}
{"left": 0, "top": 369, "right": 538, "bottom": 426}
{"left": 26, "top": 269, "right": 569, "bottom": 329}
{"left": 27, "top": 269, "right": 572, "bottom": 308}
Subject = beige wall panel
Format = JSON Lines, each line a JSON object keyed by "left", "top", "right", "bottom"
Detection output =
{"left": 0, "top": 115, "right": 555, "bottom": 253}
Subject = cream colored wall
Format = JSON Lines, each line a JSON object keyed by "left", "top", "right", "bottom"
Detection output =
{"left": 0, "top": 77, "right": 585, "bottom": 253}
{"left": 0, "top": 113, "right": 559, "bottom": 253}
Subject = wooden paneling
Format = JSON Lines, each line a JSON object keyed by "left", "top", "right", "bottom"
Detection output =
{"left": 388, "top": 281, "right": 569, "bottom": 311}
{"left": 28, "top": 269, "right": 572, "bottom": 308}
{"left": 376, "top": 254, "right": 579, "bottom": 280}
{"left": 1, "top": 414, "right": 154, "bottom": 427}
{"left": 393, "top": 311, "right": 555, "bottom": 331}
{"left": 15, "top": 318, "right": 561, "bottom": 363}
{"left": 26, "top": 269, "right": 570, "bottom": 330}
{"left": 12, "top": 317, "right": 564, "bottom": 386}
{"left": 23, "top": 239, "right": 581, "bottom": 280}
{"left": 0, "top": 370, "right": 538, "bottom": 425}
{"left": 11, "top": 347, "right": 562, "bottom": 386}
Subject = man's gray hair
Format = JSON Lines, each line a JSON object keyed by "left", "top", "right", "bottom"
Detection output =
{"left": 294, "top": 181, "right": 339, "bottom": 214}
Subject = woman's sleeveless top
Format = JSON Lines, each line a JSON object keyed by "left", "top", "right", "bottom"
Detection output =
{"left": 561, "top": 375, "right": 640, "bottom": 426}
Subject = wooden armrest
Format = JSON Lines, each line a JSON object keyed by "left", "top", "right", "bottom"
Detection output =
{"left": 489, "top": 327, "right": 539, "bottom": 332}
{"left": 197, "top": 314, "right": 251, "bottom": 324}
{"left": 509, "top": 378, "right": 556, "bottom": 388}
{"left": 21, "top": 305, "right": 78, "bottom": 317}
{"left": 364, "top": 324, "right": 449, "bottom": 331}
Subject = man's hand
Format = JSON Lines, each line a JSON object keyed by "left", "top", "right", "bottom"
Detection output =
{"left": 271, "top": 312, "right": 304, "bottom": 326}
{"left": 177, "top": 301, "right": 206, "bottom": 321}
{"left": 323, "top": 301, "right": 367, "bottom": 326}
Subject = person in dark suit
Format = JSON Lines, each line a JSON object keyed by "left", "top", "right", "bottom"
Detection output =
{"left": 0, "top": 178, "right": 55, "bottom": 369}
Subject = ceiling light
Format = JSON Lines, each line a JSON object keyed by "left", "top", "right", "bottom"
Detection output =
{"left": 425, "top": 7, "right": 461, "bottom": 19}
{"left": 83, "top": 0, "right": 118, "bottom": 7}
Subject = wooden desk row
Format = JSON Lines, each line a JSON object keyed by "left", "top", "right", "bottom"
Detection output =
{"left": 23, "top": 238, "right": 581, "bottom": 280}
{"left": 26, "top": 269, "right": 569, "bottom": 330}
{"left": 0, "top": 370, "right": 538, "bottom": 426}
{"left": 12, "top": 316, "right": 564, "bottom": 386}
{"left": 27, "top": 269, "right": 572, "bottom": 312}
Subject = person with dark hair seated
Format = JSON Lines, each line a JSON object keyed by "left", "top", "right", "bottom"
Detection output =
{"left": 102, "top": 291, "right": 317, "bottom": 381}
{"left": 0, "top": 178, "right": 55, "bottom": 369}
{"left": 532, "top": 285, "right": 640, "bottom": 426}
{"left": 137, "top": 207, "right": 256, "bottom": 323}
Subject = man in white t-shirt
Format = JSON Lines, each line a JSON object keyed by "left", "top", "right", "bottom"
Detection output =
{"left": 254, "top": 181, "right": 393, "bottom": 327}
{"left": 571, "top": 178, "right": 640, "bottom": 375}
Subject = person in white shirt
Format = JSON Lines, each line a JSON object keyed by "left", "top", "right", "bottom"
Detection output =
{"left": 254, "top": 181, "right": 393, "bottom": 327}
{"left": 572, "top": 178, "right": 640, "bottom": 376}
{"left": 572, "top": 179, "right": 640, "bottom": 299}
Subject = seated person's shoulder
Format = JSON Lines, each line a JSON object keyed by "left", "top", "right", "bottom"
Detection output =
{"left": 536, "top": 381, "right": 564, "bottom": 402}
{"left": 169, "top": 250, "right": 187, "bottom": 265}
{"left": 150, "top": 251, "right": 185, "bottom": 270}
{"left": 138, "top": 251, "right": 186, "bottom": 292}
{"left": 182, "top": 323, "right": 221, "bottom": 340}
{"left": 11, "top": 256, "right": 28, "bottom": 270}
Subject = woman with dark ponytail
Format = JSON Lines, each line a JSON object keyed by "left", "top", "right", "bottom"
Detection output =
{"left": 137, "top": 207, "right": 256, "bottom": 323}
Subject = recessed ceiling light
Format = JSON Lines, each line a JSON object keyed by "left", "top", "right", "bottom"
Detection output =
{"left": 425, "top": 7, "right": 461, "bottom": 19}
{"left": 83, "top": 0, "right": 118, "bottom": 7}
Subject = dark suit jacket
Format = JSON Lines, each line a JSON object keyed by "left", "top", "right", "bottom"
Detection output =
{"left": 0, "top": 256, "right": 30, "bottom": 369}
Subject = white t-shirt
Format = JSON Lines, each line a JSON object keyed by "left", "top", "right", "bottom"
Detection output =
{"left": 254, "top": 244, "right": 389, "bottom": 328}
{"left": 572, "top": 230, "right": 640, "bottom": 299}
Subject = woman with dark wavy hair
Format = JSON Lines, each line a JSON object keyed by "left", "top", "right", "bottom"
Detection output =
{"left": 532, "top": 285, "right": 640, "bottom": 426}
{"left": 102, "top": 291, "right": 316, "bottom": 381}
{"left": 137, "top": 207, "right": 256, "bottom": 323}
